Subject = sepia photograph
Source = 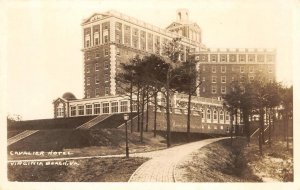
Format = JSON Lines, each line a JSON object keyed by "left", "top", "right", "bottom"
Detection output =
{"left": 1, "top": 0, "right": 299, "bottom": 189}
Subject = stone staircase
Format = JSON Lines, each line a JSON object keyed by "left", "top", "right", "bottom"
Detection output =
{"left": 76, "top": 114, "right": 112, "bottom": 130}
{"left": 7, "top": 130, "right": 39, "bottom": 146}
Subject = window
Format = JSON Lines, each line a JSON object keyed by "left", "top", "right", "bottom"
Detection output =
{"left": 132, "top": 101, "right": 137, "bottom": 112}
{"left": 86, "top": 40, "right": 90, "bottom": 47}
{"left": 133, "top": 28, "right": 138, "bottom": 36}
{"left": 104, "top": 61, "right": 109, "bottom": 69}
{"left": 248, "top": 54, "right": 255, "bottom": 62}
{"left": 249, "top": 66, "right": 254, "bottom": 73}
{"left": 105, "top": 73, "right": 110, "bottom": 82}
{"left": 212, "top": 76, "right": 217, "bottom": 83}
{"left": 240, "top": 75, "right": 245, "bottom": 82}
{"left": 219, "top": 111, "right": 224, "bottom": 122}
{"left": 239, "top": 54, "right": 246, "bottom": 62}
{"left": 211, "top": 54, "right": 217, "bottom": 62}
{"left": 86, "top": 77, "right": 90, "bottom": 86}
{"left": 202, "top": 77, "right": 205, "bottom": 81}
{"left": 95, "top": 88, "right": 100, "bottom": 97}
{"left": 111, "top": 102, "right": 118, "bottom": 113}
{"left": 220, "top": 54, "right": 227, "bottom": 62}
{"left": 95, "top": 52, "right": 100, "bottom": 58}
{"left": 116, "top": 22, "right": 122, "bottom": 30}
{"left": 203, "top": 65, "right": 206, "bottom": 71}
{"left": 70, "top": 106, "right": 76, "bottom": 116}
{"left": 116, "top": 34, "right": 121, "bottom": 43}
{"left": 229, "top": 54, "right": 236, "bottom": 62}
{"left": 104, "top": 35, "right": 108, "bottom": 43}
{"left": 257, "top": 55, "right": 265, "bottom": 62}
{"left": 240, "top": 66, "right": 245, "bottom": 73}
{"left": 116, "top": 47, "right": 120, "bottom": 56}
{"left": 212, "top": 85, "right": 217, "bottom": 94}
{"left": 120, "top": 101, "right": 128, "bottom": 112}
{"left": 221, "top": 86, "right": 226, "bottom": 94}
{"left": 225, "top": 111, "right": 230, "bottom": 121}
{"left": 104, "top": 49, "right": 109, "bottom": 56}
{"left": 212, "top": 66, "right": 216, "bottom": 73}
{"left": 94, "top": 103, "right": 101, "bottom": 114}
{"left": 231, "top": 76, "right": 235, "bottom": 82}
{"left": 213, "top": 110, "right": 218, "bottom": 120}
{"left": 105, "top": 87, "right": 110, "bottom": 96}
{"left": 221, "top": 76, "right": 226, "bottom": 83}
{"left": 95, "top": 76, "right": 100, "bottom": 84}
{"left": 95, "top": 38, "right": 99, "bottom": 45}
{"left": 86, "top": 89, "right": 91, "bottom": 98}
{"left": 57, "top": 107, "right": 64, "bottom": 117}
{"left": 86, "top": 65, "right": 90, "bottom": 73}
{"left": 201, "top": 109, "right": 205, "bottom": 119}
{"left": 202, "top": 87, "right": 206, "bottom": 92}
{"left": 269, "top": 78, "right": 273, "bottom": 83}
{"left": 207, "top": 109, "right": 211, "bottom": 120}
{"left": 268, "top": 66, "right": 273, "bottom": 73}
{"left": 95, "top": 63, "right": 99, "bottom": 71}
{"left": 86, "top": 104, "right": 92, "bottom": 115}
{"left": 102, "top": 102, "right": 109, "bottom": 113}
{"left": 221, "top": 66, "right": 226, "bottom": 73}
{"left": 78, "top": 105, "right": 84, "bottom": 115}
{"left": 249, "top": 75, "right": 254, "bottom": 82}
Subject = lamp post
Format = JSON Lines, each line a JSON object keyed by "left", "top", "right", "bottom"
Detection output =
{"left": 124, "top": 113, "right": 129, "bottom": 158}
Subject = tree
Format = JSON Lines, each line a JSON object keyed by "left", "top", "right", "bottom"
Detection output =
{"left": 280, "top": 85, "right": 293, "bottom": 150}
{"left": 223, "top": 80, "right": 242, "bottom": 145}
{"left": 161, "top": 38, "right": 184, "bottom": 147}
{"left": 171, "top": 60, "right": 201, "bottom": 142}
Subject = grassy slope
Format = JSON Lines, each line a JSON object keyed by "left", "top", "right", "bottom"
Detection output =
{"left": 8, "top": 157, "right": 148, "bottom": 182}
{"left": 176, "top": 138, "right": 261, "bottom": 182}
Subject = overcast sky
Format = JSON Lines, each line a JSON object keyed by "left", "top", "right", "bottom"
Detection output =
{"left": 2, "top": 0, "right": 299, "bottom": 120}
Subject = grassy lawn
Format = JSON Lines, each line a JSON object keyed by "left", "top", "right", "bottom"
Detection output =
{"left": 176, "top": 137, "right": 261, "bottom": 182}
{"left": 8, "top": 157, "right": 148, "bottom": 182}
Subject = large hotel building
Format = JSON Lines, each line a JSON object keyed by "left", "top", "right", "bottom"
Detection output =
{"left": 53, "top": 9, "right": 276, "bottom": 134}
{"left": 82, "top": 9, "right": 204, "bottom": 98}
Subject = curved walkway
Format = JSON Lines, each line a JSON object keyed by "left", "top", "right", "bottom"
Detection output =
{"left": 129, "top": 137, "right": 228, "bottom": 182}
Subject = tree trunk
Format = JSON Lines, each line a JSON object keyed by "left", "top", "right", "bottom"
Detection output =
{"left": 130, "top": 80, "right": 133, "bottom": 133}
{"left": 187, "top": 92, "right": 192, "bottom": 142}
{"left": 242, "top": 108, "right": 250, "bottom": 144}
{"left": 235, "top": 110, "right": 238, "bottom": 137}
{"left": 140, "top": 88, "right": 145, "bottom": 142}
{"left": 137, "top": 84, "right": 140, "bottom": 132}
{"left": 262, "top": 107, "right": 266, "bottom": 144}
{"left": 286, "top": 111, "right": 289, "bottom": 150}
{"left": 154, "top": 91, "right": 157, "bottom": 137}
{"left": 268, "top": 108, "right": 271, "bottom": 147}
{"left": 230, "top": 114, "right": 234, "bottom": 146}
{"left": 146, "top": 87, "right": 149, "bottom": 132}
{"left": 166, "top": 70, "right": 171, "bottom": 148}
{"left": 259, "top": 108, "right": 264, "bottom": 156}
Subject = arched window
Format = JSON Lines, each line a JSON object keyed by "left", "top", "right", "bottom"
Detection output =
{"left": 201, "top": 109, "right": 204, "bottom": 119}
{"left": 213, "top": 110, "right": 218, "bottom": 120}
{"left": 207, "top": 109, "right": 211, "bottom": 120}
{"left": 219, "top": 111, "right": 224, "bottom": 122}
{"left": 225, "top": 111, "right": 230, "bottom": 122}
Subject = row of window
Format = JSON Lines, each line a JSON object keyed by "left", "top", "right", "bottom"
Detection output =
{"left": 86, "top": 74, "right": 110, "bottom": 86}
{"left": 70, "top": 101, "right": 131, "bottom": 116}
{"left": 202, "top": 65, "right": 273, "bottom": 73}
{"left": 86, "top": 87, "right": 110, "bottom": 98}
{"left": 200, "top": 109, "right": 230, "bottom": 124}
{"left": 197, "top": 54, "right": 274, "bottom": 63}
{"left": 86, "top": 62, "right": 110, "bottom": 73}
{"left": 201, "top": 86, "right": 227, "bottom": 94}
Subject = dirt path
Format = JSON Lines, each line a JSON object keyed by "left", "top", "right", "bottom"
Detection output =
{"left": 128, "top": 137, "right": 228, "bottom": 182}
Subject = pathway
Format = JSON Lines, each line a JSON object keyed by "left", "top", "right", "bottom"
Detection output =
{"left": 128, "top": 137, "right": 228, "bottom": 182}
